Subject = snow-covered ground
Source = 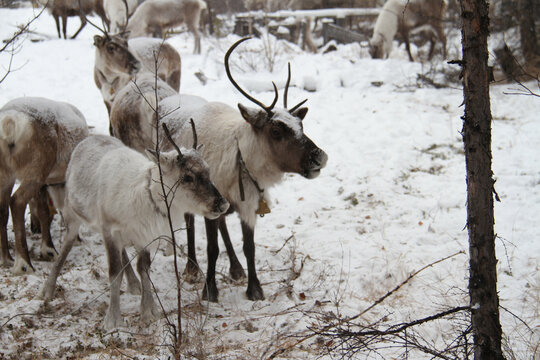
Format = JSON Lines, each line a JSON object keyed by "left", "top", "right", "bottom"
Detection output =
{"left": 0, "top": 6, "right": 539, "bottom": 359}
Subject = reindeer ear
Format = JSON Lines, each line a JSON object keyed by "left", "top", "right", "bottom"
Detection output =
{"left": 238, "top": 103, "right": 266, "bottom": 128}
{"left": 145, "top": 149, "right": 159, "bottom": 163}
{"left": 93, "top": 35, "right": 104, "bottom": 47}
{"left": 292, "top": 107, "right": 308, "bottom": 120}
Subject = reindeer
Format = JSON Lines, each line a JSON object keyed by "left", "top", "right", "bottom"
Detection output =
{"left": 369, "top": 0, "right": 447, "bottom": 61}
{"left": 93, "top": 33, "right": 181, "bottom": 131}
{"left": 104, "top": 0, "right": 140, "bottom": 34}
{"left": 126, "top": 0, "right": 207, "bottom": 54}
{"left": 37, "top": 0, "right": 109, "bottom": 39}
{"left": 110, "top": 37, "right": 328, "bottom": 302}
{"left": 39, "top": 129, "right": 229, "bottom": 329}
{"left": 0, "top": 97, "right": 89, "bottom": 274}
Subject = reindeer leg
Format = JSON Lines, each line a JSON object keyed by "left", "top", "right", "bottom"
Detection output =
{"left": 36, "top": 186, "right": 57, "bottom": 260}
{"left": 10, "top": 182, "right": 41, "bottom": 274}
{"left": 434, "top": 25, "right": 447, "bottom": 59}
{"left": 29, "top": 199, "right": 41, "bottom": 234}
{"left": 122, "top": 249, "right": 141, "bottom": 295}
{"left": 103, "top": 232, "right": 124, "bottom": 329}
{"left": 202, "top": 217, "right": 219, "bottom": 302}
{"left": 0, "top": 181, "right": 14, "bottom": 267}
{"left": 70, "top": 14, "right": 87, "bottom": 39}
{"left": 187, "top": 19, "right": 201, "bottom": 54}
{"left": 404, "top": 32, "right": 414, "bottom": 62}
{"left": 241, "top": 221, "right": 264, "bottom": 301}
{"left": 218, "top": 216, "right": 245, "bottom": 281}
{"left": 39, "top": 211, "right": 80, "bottom": 300}
{"left": 53, "top": 14, "right": 62, "bottom": 39}
{"left": 183, "top": 213, "right": 201, "bottom": 283}
{"left": 137, "top": 249, "right": 159, "bottom": 325}
{"left": 62, "top": 15, "right": 68, "bottom": 40}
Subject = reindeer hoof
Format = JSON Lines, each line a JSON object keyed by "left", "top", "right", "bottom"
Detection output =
{"left": 140, "top": 305, "right": 160, "bottom": 326}
{"left": 103, "top": 311, "right": 124, "bottom": 330}
{"left": 246, "top": 284, "right": 264, "bottom": 301}
{"left": 229, "top": 265, "right": 246, "bottom": 281}
{"left": 1, "top": 256, "right": 14, "bottom": 268}
{"left": 183, "top": 264, "right": 202, "bottom": 284}
{"left": 202, "top": 282, "right": 219, "bottom": 303}
{"left": 40, "top": 246, "right": 58, "bottom": 261}
{"left": 11, "top": 257, "right": 35, "bottom": 275}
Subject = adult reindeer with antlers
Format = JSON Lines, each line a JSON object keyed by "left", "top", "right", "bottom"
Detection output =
{"left": 110, "top": 37, "right": 328, "bottom": 301}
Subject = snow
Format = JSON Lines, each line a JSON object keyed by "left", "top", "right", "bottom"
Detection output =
{"left": 1, "top": 6, "right": 539, "bottom": 359}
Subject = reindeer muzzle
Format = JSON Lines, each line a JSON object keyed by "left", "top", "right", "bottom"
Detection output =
{"left": 301, "top": 148, "right": 328, "bottom": 179}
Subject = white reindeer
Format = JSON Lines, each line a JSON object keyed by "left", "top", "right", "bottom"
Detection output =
{"left": 110, "top": 37, "right": 328, "bottom": 302}
{"left": 93, "top": 33, "right": 181, "bottom": 132}
{"left": 369, "top": 0, "right": 447, "bottom": 61}
{"left": 40, "top": 131, "right": 229, "bottom": 329}
{"left": 126, "top": 0, "right": 207, "bottom": 54}
{"left": 0, "top": 97, "right": 89, "bottom": 274}
{"left": 104, "top": 0, "right": 140, "bottom": 33}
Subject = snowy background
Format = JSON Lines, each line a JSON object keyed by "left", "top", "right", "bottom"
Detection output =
{"left": 0, "top": 5, "right": 539, "bottom": 359}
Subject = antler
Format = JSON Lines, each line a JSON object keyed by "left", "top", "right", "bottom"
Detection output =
{"left": 162, "top": 123, "right": 183, "bottom": 158}
{"left": 224, "top": 37, "right": 279, "bottom": 115}
{"left": 189, "top": 118, "right": 197, "bottom": 149}
{"left": 283, "top": 62, "right": 308, "bottom": 113}
{"left": 284, "top": 62, "right": 291, "bottom": 109}
{"left": 289, "top": 99, "right": 308, "bottom": 113}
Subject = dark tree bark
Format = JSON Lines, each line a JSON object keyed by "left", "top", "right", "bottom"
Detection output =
{"left": 518, "top": 0, "right": 539, "bottom": 62}
{"left": 459, "top": 1, "right": 505, "bottom": 359}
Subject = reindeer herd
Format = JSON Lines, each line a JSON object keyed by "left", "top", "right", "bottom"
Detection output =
{"left": 0, "top": 0, "right": 331, "bottom": 329}
{"left": 0, "top": 0, "right": 447, "bottom": 330}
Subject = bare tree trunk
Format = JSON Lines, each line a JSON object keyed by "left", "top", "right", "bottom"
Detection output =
{"left": 518, "top": 0, "right": 539, "bottom": 62}
{"left": 459, "top": 1, "right": 505, "bottom": 359}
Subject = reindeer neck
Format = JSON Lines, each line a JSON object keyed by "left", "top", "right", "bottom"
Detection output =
{"left": 235, "top": 122, "right": 284, "bottom": 190}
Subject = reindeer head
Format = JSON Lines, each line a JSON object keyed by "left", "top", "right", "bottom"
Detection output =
{"left": 147, "top": 122, "right": 229, "bottom": 220}
{"left": 94, "top": 34, "right": 141, "bottom": 76}
{"left": 225, "top": 38, "right": 328, "bottom": 179}
{"left": 368, "top": 33, "right": 387, "bottom": 59}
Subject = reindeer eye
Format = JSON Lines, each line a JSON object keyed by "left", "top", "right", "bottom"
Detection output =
{"left": 106, "top": 44, "right": 115, "bottom": 53}
{"left": 270, "top": 126, "right": 282, "bottom": 140}
{"left": 182, "top": 175, "right": 193, "bottom": 184}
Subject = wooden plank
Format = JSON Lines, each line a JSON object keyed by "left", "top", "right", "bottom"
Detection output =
{"left": 236, "top": 7, "right": 380, "bottom": 20}
{"left": 322, "top": 22, "right": 365, "bottom": 44}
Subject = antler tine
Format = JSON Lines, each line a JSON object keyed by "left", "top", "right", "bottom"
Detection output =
{"left": 288, "top": 99, "right": 308, "bottom": 113}
{"left": 162, "top": 123, "right": 183, "bottom": 157}
{"left": 269, "top": 82, "right": 279, "bottom": 111}
{"left": 85, "top": 15, "right": 109, "bottom": 37}
{"left": 189, "top": 118, "right": 198, "bottom": 149}
{"left": 283, "top": 62, "right": 291, "bottom": 109}
{"left": 224, "top": 37, "right": 276, "bottom": 115}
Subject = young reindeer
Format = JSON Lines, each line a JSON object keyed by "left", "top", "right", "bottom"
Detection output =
{"left": 369, "top": 0, "right": 447, "bottom": 61}
{"left": 40, "top": 129, "right": 229, "bottom": 329}
{"left": 111, "top": 37, "right": 328, "bottom": 302}
{"left": 126, "top": 0, "right": 207, "bottom": 54}
{"left": 0, "top": 97, "right": 89, "bottom": 274}
{"left": 93, "top": 32, "right": 181, "bottom": 129}
{"left": 37, "top": 0, "right": 109, "bottom": 39}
